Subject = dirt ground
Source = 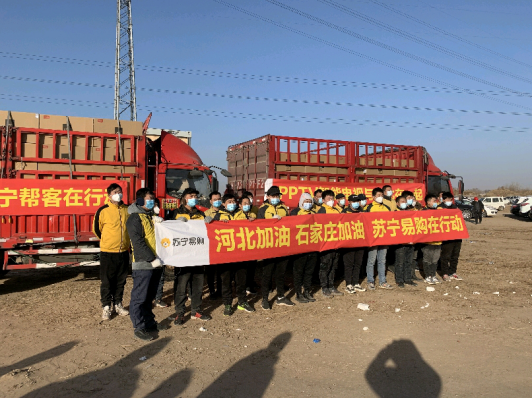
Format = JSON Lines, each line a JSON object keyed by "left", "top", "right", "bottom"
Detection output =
{"left": 1, "top": 209, "right": 531, "bottom": 398}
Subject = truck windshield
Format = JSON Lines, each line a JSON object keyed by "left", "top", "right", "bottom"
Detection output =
{"left": 166, "top": 169, "right": 211, "bottom": 206}
{"left": 427, "top": 176, "right": 451, "bottom": 195}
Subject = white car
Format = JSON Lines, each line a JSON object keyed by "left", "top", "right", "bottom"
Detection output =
{"left": 481, "top": 197, "right": 506, "bottom": 211}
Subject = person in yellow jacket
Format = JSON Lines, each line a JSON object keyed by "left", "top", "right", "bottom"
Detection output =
{"left": 365, "top": 187, "right": 393, "bottom": 290}
{"left": 421, "top": 193, "right": 443, "bottom": 285}
{"left": 382, "top": 184, "right": 398, "bottom": 211}
{"left": 213, "top": 194, "right": 256, "bottom": 316}
{"left": 93, "top": 183, "right": 131, "bottom": 320}
{"left": 257, "top": 186, "right": 293, "bottom": 309}
{"left": 316, "top": 190, "right": 344, "bottom": 297}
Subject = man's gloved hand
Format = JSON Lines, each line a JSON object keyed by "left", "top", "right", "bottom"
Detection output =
{"left": 151, "top": 258, "right": 163, "bottom": 268}
{"left": 176, "top": 217, "right": 188, "bottom": 222}
{"left": 204, "top": 216, "right": 213, "bottom": 224}
{"left": 152, "top": 215, "right": 164, "bottom": 224}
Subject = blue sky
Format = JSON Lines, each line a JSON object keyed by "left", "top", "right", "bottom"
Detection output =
{"left": 1, "top": 0, "right": 531, "bottom": 189}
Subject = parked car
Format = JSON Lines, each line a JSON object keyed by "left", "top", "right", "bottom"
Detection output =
{"left": 481, "top": 197, "right": 506, "bottom": 211}
{"left": 455, "top": 200, "right": 473, "bottom": 220}
{"left": 519, "top": 198, "right": 531, "bottom": 217}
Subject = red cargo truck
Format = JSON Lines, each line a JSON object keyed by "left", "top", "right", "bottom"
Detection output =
{"left": 227, "top": 134, "right": 464, "bottom": 208}
{"left": 0, "top": 110, "right": 229, "bottom": 274}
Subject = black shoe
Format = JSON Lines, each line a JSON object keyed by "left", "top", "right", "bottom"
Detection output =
{"left": 397, "top": 282, "right": 405, "bottom": 288}
{"left": 405, "top": 281, "right": 418, "bottom": 287}
{"left": 276, "top": 296, "right": 295, "bottom": 306}
{"left": 237, "top": 301, "right": 255, "bottom": 312}
{"left": 146, "top": 322, "right": 170, "bottom": 332}
{"left": 261, "top": 298, "right": 271, "bottom": 310}
{"left": 296, "top": 293, "right": 309, "bottom": 303}
{"left": 322, "top": 288, "right": 332, "bottom": 298}
{"left": 303, "top": 291, "right": 316, "bottom": 302}
{"left": 329, "top": 288, "right": 344, "bottom": 296}
{"left": 174, "top": 314, "right": 185, "bottom": 325}
{"left": 134, "top": 329, "right": 154, "bottom": 341}
{"left": 223, "top": 305, "right": 233, "bottom": 316}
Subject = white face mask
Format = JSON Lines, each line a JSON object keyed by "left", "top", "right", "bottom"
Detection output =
{"left": 375, "top": 197, "right": 383, "bottom": 204}
{"left": 153, "top": 206, "right": 160, "bottom": 214}
{"left": 111, "top": 193, "right": 123, "bottom": 202}
{"left": 326, "top": 200, "right": 335, "bottom": 207}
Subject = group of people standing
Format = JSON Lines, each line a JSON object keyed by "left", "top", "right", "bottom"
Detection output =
{"left": 93, "top": 182, "right": 464, "bottom": 342}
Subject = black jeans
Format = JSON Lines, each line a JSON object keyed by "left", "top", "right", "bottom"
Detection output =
{"left": 319, "top": 250, "right": 340, "bottom": 289}
{"left": 342, "top": 248, "right": 365, "bottom": 286}
{"left": 174, "top": 266, "right": 205, "bottom": 315}
{"left": 100, "top": 251, "right": 130, "bottom": 307}
{"left": 293, "top": 252, "right": 317, "bottom": 293}
{"left": 421, "top": 245, "right": 441, "bottom": 278}
{"left": 220, "top": 262, "right": 248, "bottom": 305}
{"left": 206, "top": 265, "right": 222, "bottom": 295}
{"left": 262, "top": 257, "right": 289, "bottom": 299}
{"left": 395, "top": 245, "right": 414, "bottom": 284}
{"left": 130, "top": 268, "right": 163, "bottom": 330}
{"left": 440, "top": 240, "right": 462, "bottom": 276}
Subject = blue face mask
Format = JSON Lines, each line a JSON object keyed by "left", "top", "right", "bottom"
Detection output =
{"left": 145, "top": 199, "right": 155, "bottom": 210}
{"left": 303, "top": 202, "right": 313, "bottom": 211}
{"left": 227, "top": 203, "right": 237, "bottom": 212}
{"left": 242, "top": 205, "right": 251, "bottom": 212}
{"left": 270, "top": 198, "right": 280, "bottom": 206}
{"left": 399, "top": 203, "right": 407, "bottom": 210}
{"left": 360, "top": 200, "right": 367, "bottom": 207}
{"left": 444, "top": 201, "right": 453, "bottom": 207}
{"left": 407, "top": 199, "right": 413, "bottom": 206}
{"left": 432, "top": 202, "right": 438, "bottom": 208}
{"left": 213, "top": 200, "right": 222, "bottom": 208}
{"left": 317, "top": 198, "right": 323, "bottom": 204}
{"left": 187, "top": 198, "right": 197, "bottom": 207}
{"left": 339, "top": 199, "right": 346, "bottom": 206}
{"left": 351, "top": 202, "right": 360, "bottom": 209}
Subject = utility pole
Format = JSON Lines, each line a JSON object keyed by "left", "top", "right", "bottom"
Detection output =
{"left": 114, "top": 0, "right": 137, "bottom": 121}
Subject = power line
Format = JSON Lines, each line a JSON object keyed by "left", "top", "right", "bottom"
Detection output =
{"left": 264, "top": 0, "right": 531, "bottom": 96}
{"left": 2, "top": 51, "right": 531, "bottom": 98}
{"left": 318, "top": 0, "right": 532, "bottom": 78}
{"left": 1, "top": 93, "right": 530, "bottom": 132}
{"left": 3, "top": 74, "right": 532, "bottom": 117}
{"left": 367, "top": 0, "right": 532, "bottom": 70}
{"left": 211, "top": 0, "right": 531, "bottom": 110}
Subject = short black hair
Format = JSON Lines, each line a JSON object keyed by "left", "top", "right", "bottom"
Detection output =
{"left": 209, "top": 191, "right": 221, "bottom": 200}
{"left": 222, "top": 194, "right": 236, "bottom": 203}
{"left": 372, "top": 187, "right": 383, "bottom": 197}
{"left": 395, "top": 195, "right": 407, "bottom": 203}
{"left": 322, "top": 189, "right": 335, "bottom": 199}
{"left": 442, "top": 191, "right": 454, "bottom": 200}
{"left": 314, "top": 189, "right": 323, "bottom": 196}
{"left": 136, "top": 188, "right": 154, "bottom": 200}
{"left": 383, "top": 184, "right": 392, "bottom": 191}
{"left": 107, "top": 183, "right": 122, "bottom": 195}
{"left": 425, "top": 193, "right": 437, "bottom": 203}
{"left": 402, "top": 190, "right": 414, "bottom": 197}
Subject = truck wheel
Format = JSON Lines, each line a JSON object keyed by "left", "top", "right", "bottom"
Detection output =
{"left": 462, "top": 209, "right": 472, "bottom": 220}
{"left": 498, "top": 206, "right": 504, "bottom": 211}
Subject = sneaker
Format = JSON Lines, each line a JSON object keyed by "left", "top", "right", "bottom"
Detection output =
{"left": 329, "top": 288, "right": 344, "bottom": 296}
{"left": 146, "top": 322, "right": 170, "bottom": 332}
{"left": 102, "top": 305, "right": 112, "bottom": 320}
{"left": 397, "top": 282, "right": 405, "bottom": 288}
{"left": 345, "top": 284, "right": 355, "bottom": 294}
{"left": 452, "top": 274, "right": 463, "bottom": 281}
{"left": 379, "top": 283, "right": 393, "bottom": 290}
{"left": 261, "top": 299, "right": 271, "bottom": 310}
{"left": 431, "top": 277, "right": 441, "bottom": 284}
{"left": 322, "top": 288, "right": 332, "bottom": 298}
{"left": 368, "top": 282, "right": 376, "bottom": 290}
{"left": 192, "top": 312, "right": 212, "bottom": 321}
{"left": 303, "top": 291, "right": 316, "bottom": 302}
{"left": 405, "top": 281, "right": 418, "bottom": 287}
{"left": 237, "top": 302, "right": 255, "bottom": 312}
{"left": 354, "top": 284, "right": 366, "bottom": 292}
{"left": 442, "top": 274, "right": 451, "bottom": 282}
{"left": 174, "top": 314, "right": 185, "bottom": 325}
{"left": 154, "top": 299, "right": 169, "bottom": 308}
{"left": 425, "top": 277, "right": 435, "bottom": 285}
{"left": 223, "top": 305, "right": 234, "bottom": 316}
{"left": 115, "top": 302, "right": 129, "bottom": 316}
{"left": 134, "top": 329, "right": 153, "bottom": 341}
{"left": 296, "top": 293, "right": 309, "bottom": 303}
{"left": 276, "top": 297, "right": 295, "bottom": 307}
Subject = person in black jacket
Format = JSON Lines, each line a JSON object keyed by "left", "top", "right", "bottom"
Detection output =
{"left": 471, "top": 197, "right": 484, "bottom": 224}
{"left": 438, "top": 192, "right": 463, "bottom": 281}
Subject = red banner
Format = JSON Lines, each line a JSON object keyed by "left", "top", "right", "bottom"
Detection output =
{"left": 265, "top": 179, "right": 425, "bottom": 208}
{"left": 206, "top": 209, "right": 468, "bottom": 265}
{"left": 0, "top": 180, "right": 127, "bottom": 215}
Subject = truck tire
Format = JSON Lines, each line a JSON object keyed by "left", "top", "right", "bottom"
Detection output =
{"left": 461, "top": 209, "right": 472, "bottom": 220}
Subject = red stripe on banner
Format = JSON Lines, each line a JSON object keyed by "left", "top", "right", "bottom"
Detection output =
{"left": 206, "top": 209, "right": 468, "bottom": 265}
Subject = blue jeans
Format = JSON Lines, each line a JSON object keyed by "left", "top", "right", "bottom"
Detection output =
{"left": 366, "top": 246, "right": 388, "bottom": 284}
